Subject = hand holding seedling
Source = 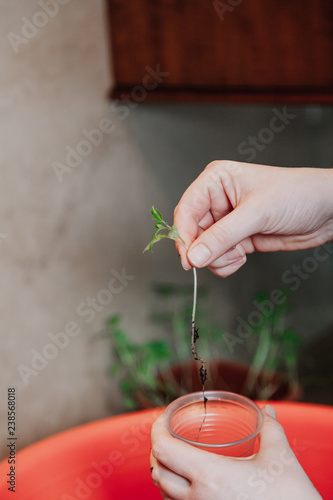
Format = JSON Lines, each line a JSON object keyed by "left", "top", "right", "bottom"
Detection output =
{"left": 150, "top": 406, "right": 322, "bottom": 500}
{"left": 174, "top": 161, "right": 333, "bottom": 277}
{"left": 149, "top": 160, "right": 331, "bottom": 499}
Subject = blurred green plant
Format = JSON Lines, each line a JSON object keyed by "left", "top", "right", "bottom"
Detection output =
{"left": 246, "top": 291, "right": 301, "bottom": 400}
{"left": 106, "top": 287, "right": 301, "bottom": 409}
{"left": 107, "top": 314, "right": 173, "bottom": 409}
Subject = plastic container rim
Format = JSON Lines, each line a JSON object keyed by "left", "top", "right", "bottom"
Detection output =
{"left": 165, "top": 390, "right": 264, "bottom": 449}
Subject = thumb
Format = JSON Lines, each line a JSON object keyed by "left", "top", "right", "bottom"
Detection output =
{"left": 187, "top": 202, "right": 258, "bottom": 268}
{"left": 258, "top": 405, "right": 292, "bottom": 458}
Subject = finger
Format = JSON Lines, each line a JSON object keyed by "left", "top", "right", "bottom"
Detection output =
{"left": 173, "top": 167, "right": 233, "bottom": 269}
{"left": 207, "top": 255, "right": 247, "bottom": 278}
{"left": 173, "top": 203, "right": 201, "bottom": 270}
{"left": 252, "top": 231, "right": 329, "bottom": 252}
{"left": 204, "top": 243, "right": 246, "bottom": 273}
{"left": 175, "top": 217, "right": 223, "bottom": 270}
{"left": 151, "top": 413, "right": 222, "bottom": 482}
{"left": 257, "top": 405, "right": 293, "bottom": 460}
{"left": 198, "top": 211, "right": 215, "bottom": 231}
{"left": 150, "top": 449, "right": 158, "bottom": 475}
{"left": 187, "top": 202, "right": 260, "bottom": 268}
{"left": 150, "top": 451, "right": 190, "bottom": 500}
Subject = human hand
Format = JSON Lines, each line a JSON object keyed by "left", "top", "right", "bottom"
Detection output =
{"left": 150, "top": 405, "right": 322, "bottom": 500}
{"left": 174, "top": 161, "right": 333, "bottom": 277}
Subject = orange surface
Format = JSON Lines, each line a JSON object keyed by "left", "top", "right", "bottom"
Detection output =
{"left": 0, "top": 402, "right": 332, "bottom": 499}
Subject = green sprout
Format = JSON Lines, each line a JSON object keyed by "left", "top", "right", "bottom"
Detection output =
{"left": 144, "top": 207, "right": 207, "bottom": 389}
{"left": 143, "top": 206, "right": 187, "bottom": 253}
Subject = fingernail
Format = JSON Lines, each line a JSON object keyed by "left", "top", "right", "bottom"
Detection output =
{"left": 265, "top": 405, "right": 277, "bottom": 420}
{"left": 188, "top": 244, "right": 212, "bottom": 267}
{"left": 225, "top": 245, "right": 245, "bottom": 262}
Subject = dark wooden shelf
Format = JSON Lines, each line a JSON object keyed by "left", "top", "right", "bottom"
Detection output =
{"left": 106, "top": 0, "right": 333, "bottom": 103}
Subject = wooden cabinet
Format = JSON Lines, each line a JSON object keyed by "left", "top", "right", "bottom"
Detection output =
{"left": 106, "top": 0, "right": 333, "bottom": 102}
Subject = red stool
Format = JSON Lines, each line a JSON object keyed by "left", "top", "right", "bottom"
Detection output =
{"left": 0, "top": 402, "right": 332, "bottom": 499}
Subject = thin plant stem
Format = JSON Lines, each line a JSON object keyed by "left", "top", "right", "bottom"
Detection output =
{"left": 190, "top": 267, "right": 207, "bottom": 391}
{"left": 144, "top": 208, "right": 208, "bottom": 438}
{"left": 190, "top": 267, "right": 207, "bottom": 442}
{"left": 192, "top": 267, "right": 197, "bottom": 327}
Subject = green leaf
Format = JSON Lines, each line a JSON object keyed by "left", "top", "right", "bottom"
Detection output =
{"left": 145, "top": 233, "right": 170, "bottom": 253}
{"left": 168, "top": 225, "right": 180, "bottom": 239}
{"left": 283, "top": 329, "right": 301, "bottom": 345}
{"left": 151, "top": 206, "right": 163, "bottom": 221}
{"left": 113, "top": 329, "right": 129, "bottom": 345}
{"left": 112, "top": 330, "right": 136, "bottom": 365}
{"left": 143, "top": 207, "right": 187, "bottom": 253}
{"left": 124, "top": 396, "right": 136, "bottom": 410}
{"left": 142, "top": 241, "right": 152, "bottom": 253}
{"left": 140, "top": 373, "right": 159, "bottom": 388}
{"left": 145, "top": 341, "right": 171, "bottom": 361}
{"left": 120, "top": 380, "right": 136, "bottom": 393}
{"left": 143, "top": 233, "right": 168, "bottom": 253}
{"left": 110, "top": 364, "right": 122, "bottom": 377}
{"left": 108, "top": 314, "right": 121, "bottom": 328}
{"left": 168, "top": 225, "right": 187, "bottom": 248}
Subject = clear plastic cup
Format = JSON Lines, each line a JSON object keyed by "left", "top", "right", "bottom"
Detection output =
{"left": 165, "top": 391, "right": 263, "bottom": 457}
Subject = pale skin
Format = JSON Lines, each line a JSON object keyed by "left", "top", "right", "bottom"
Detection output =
{"left": 150, "top": 161, "right": 333, "bottom": 499}
{"left": 174, "top": 161, "right": 333, "bottom": 277}
{"left": 151, "top": 406, "right": 322, "bottom": 500}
